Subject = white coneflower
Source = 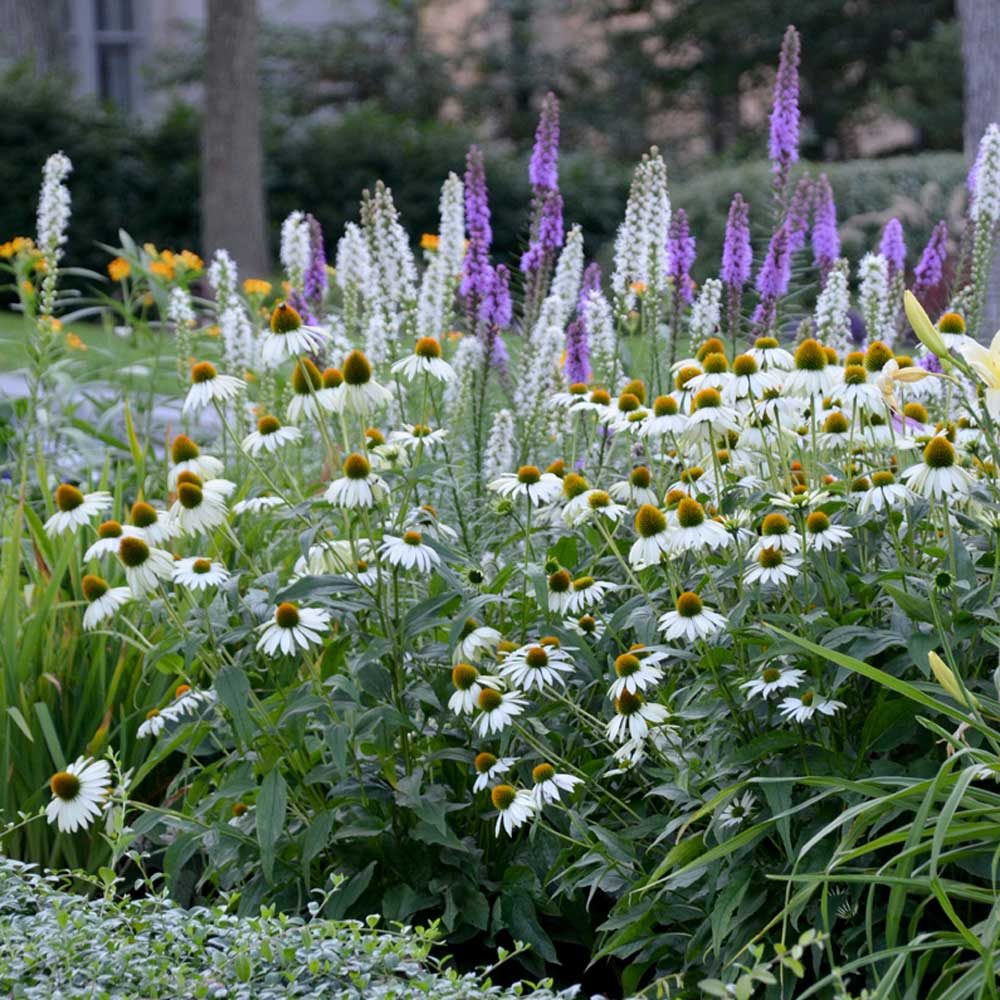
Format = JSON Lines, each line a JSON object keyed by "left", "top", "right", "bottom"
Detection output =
{"left": 500, "top": 638, "right": 576, "bottom": 691}
{"left": 839, "top": 363, "right": 884, "bottom": 414}
{"left": 44, "top": 483, "right": 112, "bottom": 536}
{"left": 168, "top": 435, "right": 224, "bottom": 489}
{"left": 233, "top": 495, "right": 287, "bottom": 515}
{"left": 778, "top": 690, "right": 846, "bottom": 723}
{"left": 46, "top": 756, "right": 110, "bottom": 834}
{"left": 857, "top": 470, "right": 914, "bottom": 514}
{"left": 182, "top": 361, "right": 245, "bottom": 416}
{"left": 564, "top": 575, "right": 619, "bottom": 614}
{"left": 340, "top": 349, "right": 392, "bottom": 414}
{"left": 658, "top": 591, "right": 727, "bottom": 642}
{"left": 546, "top": 569, "right": 574, "bottom": 615}
{"left": 241, "top": 415, "right": 302, "bottom": 457}
{"left": 389, "top": 424, "right": 448, "bottom": 452}
{"left": 667, "top": 498, "right": 732, "bottom": 554}
{"left": 718, "top": 791, "right": 757, "bottom": 829}
{"left": 472, "top": 752, "right": 516, "bottom": 792}
{"left": 391, "top": 337, "right": 454, "bottom": 382}
{"left": 530, "top": 762, "right": 582, "bottom": 807}
{"left": 684, "top": 387, "right": 740, "bottom": 441}
{"left": 453, "top": 621, "right": 502, "bottom": 664}
{"left": 750, "top": 513, "right": 802, "bottom": 556}
{"left": 609, "top": 466, "right": 659, "bottom": 507}
{"left": 81, "top": 574, "right": 132, "bottom": 631}
{"left": 260, "top": 301, "right": 329, "bottom": 367}
{"left": 642, "top": 395, "right": 688, "bottom": 438}
{"left": 285, "top": 358, "right": 331, "bottom": 422}
{"left": 168, "top": 473, "right": 233, "bottom": 537}
{"left": 292, "top": 539, "right": 365, "bottom": 578}
{"left": 163, "top": 685, "right": 217, "bottom": 721}
{"left": 474, "top": 687, "right": 529, "bottom": 736}
{"left": 578, "top": 489, "right": 629, "bottom": 525}
{"left": 489, "top": 464, "right": 563, "bottom": 506}
{"left": 117, "top": 536, "right": 174, "bottom": 596}
{"left": 606, "top": 690, "right": 669, "bottom": 744}
{"left": 173, "top": 557, "right": 230, "bottom": 591}
{"left": 256, "top": 601, "right": 331, "bottom": 656}
{"left": 740, "top": 662, "right": 806, "bottom": 700}
{"left": 406, "top": 504, "right": 458, "bottom": 541}
{"left": 743, "top": 546, "right": 802, "bottom": 587}
{"left": 280, "top": 210, "right": 311, "bottom": 288}
{"left": 137, "top": 709, "right": 165, "bottom": 740}
{"left": 747, "top": 336, "right": 794, "bottom": 371}
{"left": 725, "top": 353, "right": 780, "bottom": 406}
{"left": 564, "top": 613, "right": 606, "bottom": 640}
{"left": 783, "top": 339, "right": 839, "bottom": 398}
{"left": 325, "top": 453, "right": 389, "bottom": 509}
{"left": 804, "top": 510, "right": 851, "bottom": 552}
{"left": 901, "top": 435, "right": 974, "bottom": 500}
{"left": 447, "top": 662, "right": 503, "bottom": 715}
{"left": 83, "top": 519, "right": 140, "bottom": 561}
{"left": 379, "top": 530, "right": 441, "bottom": 573}
{"left": 126, "top": 501, "right": 175, "bottom": 545}
{"left": 629, "top": 504, "right": 672, "bottom": 569}
{"left": 491, "top": 783, "right": 536, "bottom": 837}
{"left": 686, "top": 352, "right": 733, "bottom": 394}
{"left": 607, "top": 650, "right": 664, "bottom": 699}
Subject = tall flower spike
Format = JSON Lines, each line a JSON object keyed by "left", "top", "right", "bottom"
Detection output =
{"left": 786, "top": 177, "right": 813, "bottom": 253}
{"left": 280, "top": 210, "right": 311, "bottom": 291}
{"left": 811, "top": 173, "right": 840, "bottom": 284}
{"left": 667, "top": 208, "right": 696, "bottom": 305}
{"left": 912, "top": 220, "right": 948, "bottom": 296}
{"left": 768, "top": 25, "right": 801, "bottom": 197}
{"left": 303, "top": 213, "right": 328, "bottom": 306}
{"left": 972, "top": 123, "right": 1000, "bottom": 226}
{"left": 858, "top": 253, "right": 891, "bottom": 346}
{"left": 529, "top": 91, "right": 560, "bottom": 192}
{"left": 880, "top": 218, "right": 906, "bottom": 280}
{"left": 36, "top": 151, "right": 73, "bottom": 316}
{"left": 721, "top": 193, "right": 752, "bottom": 290}
{"left": 461, "top": 145, "right": 494, "bottom": 316}
{"left": 752, "top": 224, "right": 791, "bottom": 331}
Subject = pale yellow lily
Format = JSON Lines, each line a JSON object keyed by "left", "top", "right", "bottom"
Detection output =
{"left": 959, "top": 330, "right": 1000, "bottom": 418}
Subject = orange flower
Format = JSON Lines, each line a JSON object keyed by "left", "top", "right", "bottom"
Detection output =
{"left": 149, "top": 260, "right": 175, "bottom": 281}
{"left": 420, "top": 233, "right": 440, "bottom": 251}
{"left": 108, "top": 257, "right": 131, "bottom": 281}
{"left": 243, "top": 278, "right": 272, "bottom": 297}
{"left": 178, "top": 249, "right": 203, "bottom": 273}
{"left": 630, "top": 281, "right": 647, "bottom": 296}
{"left": 65, "top": 332, "right": 87, "bottom": 351}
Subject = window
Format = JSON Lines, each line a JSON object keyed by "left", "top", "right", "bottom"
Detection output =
{"left": 93, "top": 0, "right": 140, "bottom": 111}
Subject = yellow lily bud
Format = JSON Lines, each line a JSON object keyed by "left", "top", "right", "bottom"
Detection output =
{"left": 904, "top": 291, "right": 950, "bottom": 359}
{"left": 929, "top": 650, "right": 978, "bottom": 708}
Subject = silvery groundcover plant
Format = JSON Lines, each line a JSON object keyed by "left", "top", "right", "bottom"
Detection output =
{"left": 6, "top": 23, "right": 1000, "bottom": 1000}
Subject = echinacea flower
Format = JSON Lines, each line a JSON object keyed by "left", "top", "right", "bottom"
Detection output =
{"left": 748, "top": 336, "right": 794, "bottom": 371}
{"left": 750, "top": 512, "right": 801, "bottom": 556}
{"left": 718, "top": 791, "right": 757, "bottom": 829}
{"left": 607, "top": 650, "right": 664, "bottom": 700}
{"left": 44, "top": 483, "right": 112, "bottom": 536}
{"left": 137, "top": 709, "right": 165, "bottom": 740}
{"left": 389, "top": 424, "right": 448, "bottom": 452}
{"left": 129, "top": 501, "right": 176, "bottom": 545}
{"left": 658, "top": 591, "right": 727, "bottom": 642}
{"left": 530, "top": 762, "right": 582, "bottom": 807}
{"left": 804, "top": 510, "right": 851, "bottom": 551}
{"left": 379, "top": 530, "right": 441, "bottom": 573}
{"left": 500, "top": 639, "right": 576, "bottom": 690}
{"left": 81, "top": 573, "right": 132, "bottom": 631}
{"left": 286, "top": 358, "right": 336, "bottom": 422}
{"left": 564, "top": 613, "right": 606, "bottom": 640}
{"left": 448, "top": 662, "right": 503, "bottom": 715}
{"left": 900, "top": 435, "right": 973, "bottom": 500}
{"left": 474, "top": 687, "right": 529, "bottom": 736}
{"left": 340, "top": 349, "right": 392, "bottom": 414}
{"left": 260, "top": 301, "right": 329, "bottom": 366}
{"left": 325, "top": 453, "right": 389, "bottom": 509}
{"left": 743, "top": 546, "right": 802, "bottom": 587}
{"left": 182, "top": 361, "right": 245, "bottom": 415}
{"left": 491, "top": 783, "right": 536, "bottom": 836}
{"left": 232, "top": 495, "right": 287, "bottom": 515}
{"left": 667, "top": 498, "right": 732, "bottom": 554}
{"left": 857, "top": 470, "right": 914, "bottom": 514}
{"left": 546, "top": 569, "right": 573, "bottom": 615}
{"left": 241, "top": 415, "right": 302, "bottom": 457}
{"left": 391, "top": 337, "right": 454, "bottom": 381}
{"left": 173, "top": 556, "right": 230, "bottom": 591}
{"left": 740, "top": 662, "right": 806, "bottom": 700}
{"left": 117, "top": 536, "right": 174, "bottom": 596}
{"left": 256, "top": 601, "right": 331, "bottom": 656}
{"left": 782, "top": 339, "right": 839, "bottom": 399}
{"left": 778, "top": 690, "right": 845, "bottom": 723}
{"left": 489, "top": 465, "right": 563, "bottom": 506}
{"left": 83, "top": 519, "right": 141, "bottom": 561}
{"left": 564, "top": 575, "right": 619, "bottom": 614}
{"left": 167, "top": 473, "right": 234, "bottom": 536}
{"left": 168, "top": 435, "right": 224, "bottom": 489}
{"left": 472, "top": 751, "right": 516, "bottom": 792}
{"left": 46, "top": 756, "right": 111, "bottom": 833}
{"left": 453, "top": 622, "right": 502, "bottom": 664}
{"left": 606, "top": 690, "right": 669, "bottom": 744}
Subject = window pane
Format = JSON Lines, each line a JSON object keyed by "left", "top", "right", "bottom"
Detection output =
{"left": 97, "top": 43, "right": 132, "bottom": 110}
{"left": 95, "top": 0, "right": 134, "bottom": 32}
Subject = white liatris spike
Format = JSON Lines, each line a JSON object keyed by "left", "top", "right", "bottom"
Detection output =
{"left": 365, "top": 181, "right": 418, "bottom": 310}
{"left": 858, "top": 252, "right": 892, "bottom": 347}
{"left": 550, "top": 224, "right": 584, "bottom": 326}
{"left": 611, "top": 148, "right": 670, "bottom": 309}
{"left": 36, "top": 151, "right": 72, "bottom": 263}
{"left": 207, "top": 249, "right": 238, "bottom": 311}
{"left": 584, "top": 287, "right": 616, "bottom": 384}
{"left": 515, "top": 321, "right": 563, "bottom": 422}
{"left": 484, "top": 408, "right": 516, "bottom": 481}
{"left": 167, "top": 287, "right": 195, "bottom": 328}
{"left": 438, "top": 171, "right": 465, "bottom": 279}
{"left": 336, "top": 222, "right": 373, "bottom": 292}
{"left": 445, "top": 335, "right": 484, "bottom": 419}
{"left": 814, "top": 259, "right": 851, "bottom": 354}
{"left": 689, "top": 278, "right": 722, "bottom": 342}
{"left": 527, "top": 293, "right": 562, "bottom": 346}
{"left": 364, "top": 310, "right": 390, "bottom": 366}
{"left": 219, "top": 303, "right": 255, "bottom": 373}
{"left": 972, "top": 122, "right": 1000, "bottom": 225}
{"left": 280, "top": 210, "right": 311, "bottom": 290}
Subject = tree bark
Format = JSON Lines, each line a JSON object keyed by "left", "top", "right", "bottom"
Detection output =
{"left": 959, "top": 0, "right": 1000, "bottom": 334}
{"left": 200, "top": 0, "right": 268, "bottom": 276}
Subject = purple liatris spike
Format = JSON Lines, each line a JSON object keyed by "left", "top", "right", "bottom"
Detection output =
{"left": 920, "top": 350, "right": 942, "bottom": 374}
{"left": 786, "top": 177, "right": 812, "bottom": 253}
{"left": 768, "top": 25, "right": 801, "bottom": 186}
{"left": 752, "top": 223, "right": 791, "bottom": 329}
{"left": 578, "top": 261, "right": 602, "bottom": 314}
{"left": 520, "top": 189, "right": 564, "bottom": 274}
{"left": 303, "top": 213, "right": 327, "bottom": 305}
{"left": 565, "top": 317, "right": 590, "bottom": 384}
{"left": 461, "top": 146, "right": 493, "bottom": 302}
{"left": 288, "top": 288, "right": 317, "bottom": 326}
{"left": 667, "top": 208, "right": 696, "bottom": 304}
{"left": 483, "top": 263, "right": 512, "bottom": 330}
{"left": 529, "top": 92, "right": 560, "bottom": 192}
{"left": 811, "top": 173, "right": 839, "bottom": 280}
{"left": 912, "top": 220, "right": 948, "bottom": 295}
{"left": 880, "top": 218, "right": 906, "bottom": 280}
{"left": 721, "top": 194, "right": 752, "bottom": 289}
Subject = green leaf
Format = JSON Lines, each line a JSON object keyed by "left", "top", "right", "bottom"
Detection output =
{"left": 33, "top": 702, "right": 65, "bottom": 771}
{"left": 257, "top": 768, "right": 288, "bottom": 883}
{"left": 214, "top": 666, "right": 255, "bottom": 746}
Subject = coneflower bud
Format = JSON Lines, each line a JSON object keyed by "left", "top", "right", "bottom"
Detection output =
{"left": 270, "top": 301, "right": 302, "bottom": 333}
{"left": 343, "top": 350, "right": 373, "bottom": 386}
{"left": 171, "top": 434, "right": 200, "bottom": 463}
{"left": 54, "top": 483, "right": 83, "bottom": 511}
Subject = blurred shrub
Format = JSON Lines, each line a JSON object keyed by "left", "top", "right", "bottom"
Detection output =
{"left": 0, "top": 67, "right": 966, "bottom": 287}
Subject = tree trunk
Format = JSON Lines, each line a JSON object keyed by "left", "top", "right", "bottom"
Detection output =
{"left": 959, "top": 0, "right": 1000, "bottom": 335}
{"left": 0, "top": 0, "right": 70, "bottom": 72}
{"left": 200, "top": 0, "right": 268, "bottom": 276}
